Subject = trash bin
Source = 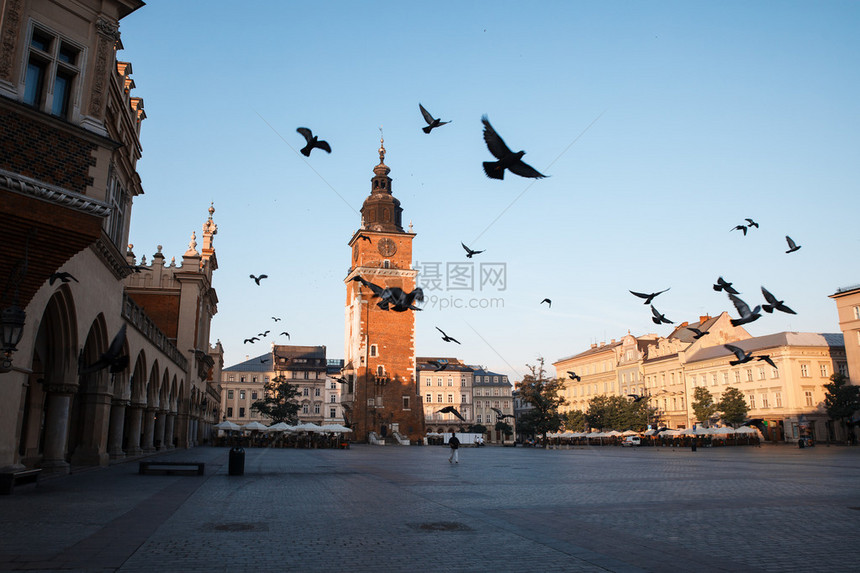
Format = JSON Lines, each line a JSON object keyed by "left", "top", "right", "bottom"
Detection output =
{"left": 228, "top": 447, "right": 245, "bottom": 476}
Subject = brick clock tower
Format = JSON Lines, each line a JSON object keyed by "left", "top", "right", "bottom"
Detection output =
{"left": 343, "top": 138, "right": 425, "bottom": 443}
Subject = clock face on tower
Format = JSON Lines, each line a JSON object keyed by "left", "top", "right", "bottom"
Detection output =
{"left": 377, "top": 237, "right": 397, "bottom": 257}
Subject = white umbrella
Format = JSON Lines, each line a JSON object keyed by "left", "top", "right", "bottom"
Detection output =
{"left": 242, "top": 421, "right": 269, "bottom": 431}
{"left": 294, "top": 422, "right": 324, "bottom": 433}
{"left": 267, "top": 422, "right": 294, "bottom": 432}
{"left": 622, "top": 430, "right": 640, "bottom": 436}
{"left": 678, "top": 428, "right": 698, "bottom": 436}
{"left": 659, "top": 429, "right": 679, "bottom": 437}
{"left": 735, "top": 426, "right": 759, "bottom": 435}
{"left": 605, "top": 430, "right": 623, "bottom": 437}
{"left": 215, "top": 420, "right": 240, "bottom": 431}
{"left": 321, "top": 424, "right": 353, "bottom": 433}
{"left": 713, "top": 427, "right": 736, "bottom": 435}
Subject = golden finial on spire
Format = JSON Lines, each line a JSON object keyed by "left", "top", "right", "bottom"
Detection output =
{"left": 378, "top": 126, "right": 385, "bottom": 163}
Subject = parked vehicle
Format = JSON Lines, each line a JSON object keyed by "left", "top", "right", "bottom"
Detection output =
{"left": 622, "top": 436, "right": 641, "bottom": 447}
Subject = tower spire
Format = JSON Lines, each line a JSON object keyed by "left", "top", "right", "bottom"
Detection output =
{"left": 378, "top": 126, "right": 385, "bottom": 164}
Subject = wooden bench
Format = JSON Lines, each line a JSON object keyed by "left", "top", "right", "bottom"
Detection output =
{"left": 0, "top": 468, "right": 42, "bottom": 494}
{"left": 138, "top": 461, "right": 205, "bottom": 476}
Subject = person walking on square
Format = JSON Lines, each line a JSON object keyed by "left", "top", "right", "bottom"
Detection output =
{"left": 448, "top": 432, "right": 460, "bottom": 463}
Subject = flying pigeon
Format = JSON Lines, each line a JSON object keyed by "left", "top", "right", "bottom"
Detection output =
{"left": 686, "top": 327, "right": 710, "bottom": 340}
{"left": 629, "top": 287, "right": 670, "bottom": 305}
{"left": 761, "top": 286, "right": 796, "bottom": 314}
{"left": 651, "top": 305, "right": 673, "bottom": 325}
{"left": 567, "top": 371, "right": 581, "bottom": 381}
{"left": 257, "top": 330, "right": 270, "bottom": 337}
{"left": 358, "top": 234, "right": 372, "bottom": 243}
{"left": 272, "top": 317, "right": 281, "bottom": 322}
{"left": 296, "top": 127, "right": 331, "bottom": 157}
{"left": 745, "top": 218, "right": 759, "bottom": 228}
{"left": 428, "top": 360, "right": 449, "bottom": 371}
{"left": 244, "top": 337, "right": 259, "bottom": 344}
{"left": 481, "top": 115, "right": 547, "bottom": 180}
{"left": 49, "top": 271, "right": 78, "bottom": 285}
{"left": 419, "top": 103, "right": 450, "bottom": 134}
{"left": 490, "top": 406, "right": 514, "bottom": 420}
{"left": 731, "top": 225, "right": 748, "bottom": 236}
{"left": 713, "top": 276, "right": 740, "bottom": 295}
{"left": 628, "top": 394, "right": 646, "bottom": 403}
{"left": 541, "top": 298, "right": 552, "bottom": 308}
{"left": 756, "top": 355, "right": 777, "bottom": 369}
{"left": 81, "top": 324, "right": 128, "bottom": 374}
{"left": 785, "top": 235, "right": 801, "bottom": 253}
{"left": 728, "top": 293, "right": 761, "bottom": 326}
{"left": 436, "top": 327, "right": 461, "bottom": 344}
{"left": 250, "top": 274, "right": 268, "bottom": 285}
{"left": 279, "top": 332, "right": 290, "bottom": 339}
{"left": 724, "top": 344, "right": 753, "bottom": 365}
{"left": 461, "top": 242, "right": 484, "bottom": 258}
{"left": 437, "top": 405, "right": 465, "bottom": 421}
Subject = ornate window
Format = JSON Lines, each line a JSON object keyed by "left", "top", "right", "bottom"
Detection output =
{"left": 23, "top": 25, "right": 83, "bottom": 118}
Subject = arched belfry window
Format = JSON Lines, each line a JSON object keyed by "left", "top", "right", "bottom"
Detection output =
{"left": 383, "top": 208, "right": 390, "bottom": 222}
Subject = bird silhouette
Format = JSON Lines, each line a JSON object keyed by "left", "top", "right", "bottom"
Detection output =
{"left": 651, "top": 305, "right": 673, "bottom": 324}
{"left": 731, "top": 225, "right": 748, "bottom": 236}
{"left": 724, "top": 344, "right": 753, "bottom": 365}
{"left": 761, "top": 286, "right": 796, "bottom": 314}
{"left": 541, "top": 298, "right": 552, "bottom": 308}
{"left": 419, "top": 103, "right": 450, "bottom": 134}
{"left": 257, "top": 330, "right": 270, "bottom": 337}
{"left": 296, "top": 127, "right": 331, "bottom": 157}
{"left": 49, "top": 271, "right": 78, "bottom": 285}
{"left": 686, "top": 327, "right": 710, "bottom": 340}
{"left": 428, "top": 360, "right": 449, "bottom": 371}
{"left": 627, "top": 394, "right": 646, "bottom": 403}
{"left": 756, "top": 355, "right": 777, "bottom": 369}
{"left": 713, "top": 276, "right": 740, "bottom": 294}
{"left": 358, "top": 234, "right": 372, "bottom": 243}
{"left": 490, "top": 406, "right": 514, "bottom": 420}
{"left": 437, "top": 405, "right": 465, "bottom": 421}
{"left": 742, "top": 418, "right": 768, "bottom": 437}
{"left": 126, "top": 264, "right": 148, "bottom": 273}
{"left": 785, "top": 235, "right": 801, "bottom": 253}
{"left": 272, "top": 317, "right": 281, "bottom": 322}
{"left": 250, "top": 274, "right": 268, "bottom": 285}
{"left": 243, "top": 337, "right": 259, "bottom": 344}
{"left": 260, "top": 358, "right": 270, "bottom": 364}
{"left": 481, "top": 115, "right": 547, "bottom": 180}
{"left": 728, "top": 293, "right": 761, "bottom": 326}
{"left": 745, "top": 218, "right": 759, "bottom": 228}
{"left": 377, "top": 286, "right": 425, "bottom": 312}
{"left": 567, "top": 371, "right": 581, "bottom": 381}
{"left": 279, "top": 332, "right": 290, "bottom": 339}
{"left": 461, "top": 242, "right": 484, "bottom": 258}
{"left": 629, "top": 288, "right": 670, "bottom": 305}
{"left": 436, "top": 327, "right": 461, "bottom": 344}
{"left": 81, "top": 324, "right": 128, "bottom": 374}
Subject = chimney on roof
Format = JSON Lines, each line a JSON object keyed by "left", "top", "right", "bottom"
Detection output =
{"left": 590, "top": 343, "right": 597, "bottom": 349}
{"left": 700, "top": 315, "right": 711, "bottom": 323}
{"left": 679, "top": 321, "right": 689, "bottom": 328}
{"left": 610, "top": 339, "right": 615, "bottom": 344}
{"left": 599, "top": 341, "right": 605, "bottom": 347}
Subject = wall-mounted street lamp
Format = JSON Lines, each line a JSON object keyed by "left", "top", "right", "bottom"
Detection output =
{"left": 1, "top": 304, "right": 26, "bottom": 372}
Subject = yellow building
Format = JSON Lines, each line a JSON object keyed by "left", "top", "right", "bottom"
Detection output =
{"left": 829, "top": 285, "right": 860, "bottom": 384}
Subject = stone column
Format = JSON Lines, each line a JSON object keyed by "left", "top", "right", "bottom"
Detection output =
{"left": 154, "top": 409, "right": 167, "bottom": 450}
{"left": 107, "top": 399, "right": 128, "bottom": 459}
{"left": 189, "top": 417, "right": 198, "bottom": 447}
{"left": 197, "top": 418, "right": 207, "bottom": 445}
{"left": 70, "top": 389, "right": 113, "bottom": 467}
{"left": 41, "top": 384, "right": 77, "bottom": 475}
{"left": 125, "top": 403, "right": 144, "bottom": 455}
{"left": 174, "top": 413, "right": 189, "bottom": 449}
{"left": 164, "top": 412, "right": 176, "bottom": 449}
{"left": 141, "top": 407, "right": 156, "bottom": 452}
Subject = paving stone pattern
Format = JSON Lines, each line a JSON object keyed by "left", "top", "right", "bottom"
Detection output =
{"left": 1, "top": 444, "right": 858, "bottom": 572}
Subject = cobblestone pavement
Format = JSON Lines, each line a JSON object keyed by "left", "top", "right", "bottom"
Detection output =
{"left": 1, "top": 444, "right": 859, "bottom": 572}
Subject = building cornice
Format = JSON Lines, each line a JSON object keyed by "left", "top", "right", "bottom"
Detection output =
{"left": 0, "top": 168, "right": 112, "bottom": 217}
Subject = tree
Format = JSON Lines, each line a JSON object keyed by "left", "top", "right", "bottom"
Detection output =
{"left": 823, "top": 373, "right": 860, "bottom": 443}
{"left": 717, "top": 387, "right": 749, "bottom": 426}
{"left": 468, "top": 423, "right": 488, "bottom": 434}
{"left": 250, "top": 374, "right": 300, "bottom": 424}
{"left": 495, "top": 420, "right": 513, "bottom": 438}
{"left": 691, "top": 387, "right": 717, "bottom": 425}
{"left": 563, "top": 409, "right": 588, "bottom": 432}
{"left": 585, "top": 395, "right": 653, "bottom": 431}
{"left": 515, "top": 358, "right": 566, "bottom": 444}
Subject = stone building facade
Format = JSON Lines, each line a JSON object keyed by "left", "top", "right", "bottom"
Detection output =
{"left": 417, "top": 357, "right": 473, "bottom": 432}
{"left": 0, "top": 0, "right": 222, "bottom": 473}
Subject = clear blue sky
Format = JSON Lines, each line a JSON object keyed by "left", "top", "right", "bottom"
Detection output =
{"left": 119, "top": 1, "right": 860, "bottom": 382}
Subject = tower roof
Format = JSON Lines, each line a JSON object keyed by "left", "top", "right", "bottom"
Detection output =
{"left": 360, "top": 132, "right": 404, "bottom": 232}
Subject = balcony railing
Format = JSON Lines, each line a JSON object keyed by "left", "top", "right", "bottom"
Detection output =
{"left": 122, "top": 292, "right": 188, "bottom": 370}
